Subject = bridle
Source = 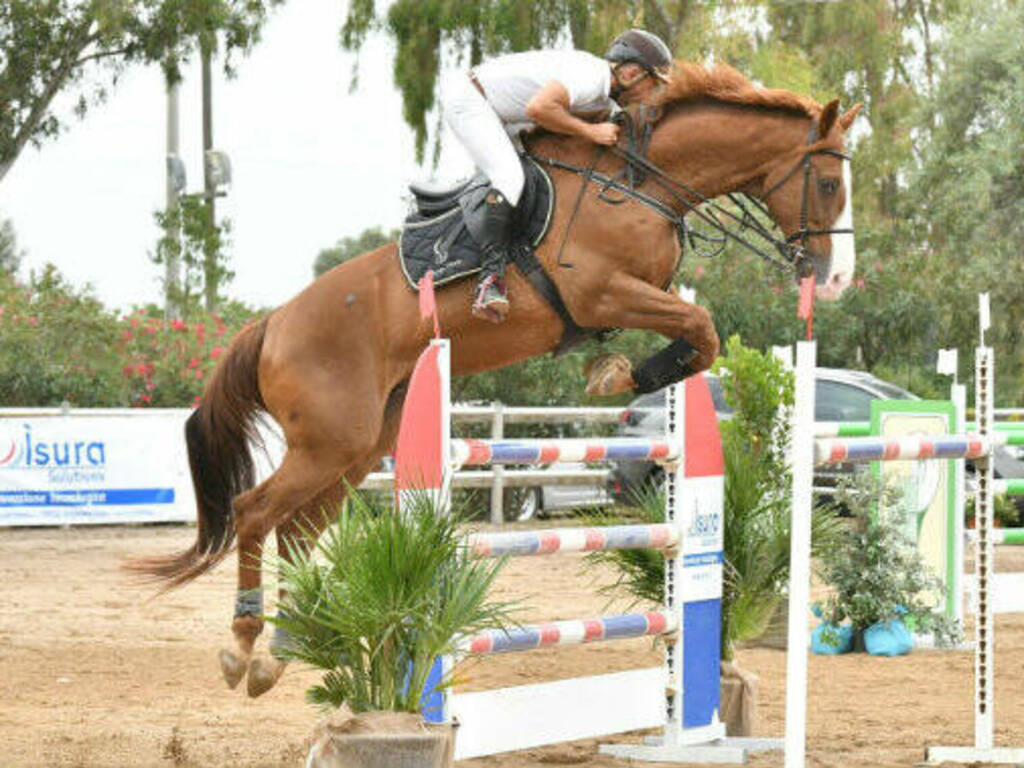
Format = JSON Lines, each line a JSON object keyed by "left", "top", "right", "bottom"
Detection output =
{"left": 528, "top": 115, "right": 853, "bottom": 279}
{"left": 759, "top": 124, "right": 853, "bottom": 276}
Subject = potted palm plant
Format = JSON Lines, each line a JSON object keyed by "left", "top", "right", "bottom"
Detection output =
{"left": 269, "top": 490, "right": 516, "bottom": 768}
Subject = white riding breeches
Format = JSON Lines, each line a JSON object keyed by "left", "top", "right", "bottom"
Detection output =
{"left": 441, "top": 73, "right": 526, "bottom": 206}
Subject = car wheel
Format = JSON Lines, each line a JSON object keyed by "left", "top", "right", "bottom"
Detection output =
{"left": 515, "top": 487, "right": 543, "bottom": 521}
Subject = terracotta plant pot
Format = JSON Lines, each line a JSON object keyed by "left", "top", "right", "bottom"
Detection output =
{"left": 307, "top": 711, "right": 453, "bottom": 768}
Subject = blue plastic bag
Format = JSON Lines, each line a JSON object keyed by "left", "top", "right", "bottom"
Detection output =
{"left": 811, "top": 622, "right": 854, "bottom": 654}
{"left": 863, "top": 619, "right": 913, "bottom": 656}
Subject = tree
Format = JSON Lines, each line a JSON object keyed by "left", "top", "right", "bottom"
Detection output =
{"left": 903, "top": 0, "right": 1024, "bottom": 402}
{"left": 0, "top": 0, "right": 284, "bottom": 184}
{"left": 152, "top": 194, "right": 233, "bottom": 318}
{"left": 340, "top": 0, "right": 703, "bottom": 161}
{"left": 763, "top": 0, "right": 961, "bottom": 224}
{"left": 313, "top": 227, "right": 399, "bottom": 278}
{"left": 0, "top": 215, "right": 23, "bottom": 274}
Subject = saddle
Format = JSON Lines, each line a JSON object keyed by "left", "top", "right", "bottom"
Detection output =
{"left": 398, "top": 157, "right": 554, "bottom": 288}
{"left": 398, "top": 156, "right": 602, "bottom": 353}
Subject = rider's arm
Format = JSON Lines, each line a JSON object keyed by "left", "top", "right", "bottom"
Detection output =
{"left": 526, "top": 81, "right": 618, "bottom": 145}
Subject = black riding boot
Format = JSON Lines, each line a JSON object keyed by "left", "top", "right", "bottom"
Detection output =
{"left": 472, "top": 190, "right": 514, "bottom": 323}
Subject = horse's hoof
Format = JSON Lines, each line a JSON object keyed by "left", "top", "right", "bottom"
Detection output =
{"left": 584, "top": 354, "right": 635, "bottom": 396}
{"left": 247, "top": 655, "right": 286, "bottom": 698}
{"left": 219, "top": 648, "right": 249, "bottom": 690}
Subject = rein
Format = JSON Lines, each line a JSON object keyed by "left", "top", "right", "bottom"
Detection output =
{"left": 527, "top": 117, "right": 852, "bottom": 279}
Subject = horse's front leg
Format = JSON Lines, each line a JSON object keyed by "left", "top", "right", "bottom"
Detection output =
{"left": 577, "top": 276, "right": 720, "bottom": 396}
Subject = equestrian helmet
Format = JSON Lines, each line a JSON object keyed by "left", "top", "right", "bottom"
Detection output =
{"left": 605, "top": 29, "right": 673, "bottom": 81}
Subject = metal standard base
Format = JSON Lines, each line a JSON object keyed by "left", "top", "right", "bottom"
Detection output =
{"left": 925, "top": 746, "right": 1024, "bottom": 764}
{"left": 600, "top": 736, "right": 783, "bottom": 764}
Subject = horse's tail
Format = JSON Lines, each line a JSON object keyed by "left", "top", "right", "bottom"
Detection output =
{"left": 126, "top": 316, "right": 269, "bottom": 588}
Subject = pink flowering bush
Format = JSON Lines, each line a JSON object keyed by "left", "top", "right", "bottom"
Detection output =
{"left": 118, "top": 303, "right": 257, "bottom": 408}
{"left": 0, "top": 267, "right": 259, "bottom": 407}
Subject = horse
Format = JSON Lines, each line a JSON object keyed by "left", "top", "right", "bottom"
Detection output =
{"left": 129, "top": 62, "right": 860, "bottom": 698}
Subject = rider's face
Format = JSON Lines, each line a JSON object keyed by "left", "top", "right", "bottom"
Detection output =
{"left": 613, "top": 64, "right": 658, "bottom": 104}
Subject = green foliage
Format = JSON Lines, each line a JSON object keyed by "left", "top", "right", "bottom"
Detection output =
{"left": 816, "top": 475, "right": 961, "bottom": 647}
{"left": 153, "top": 194, "right": 233, "bottom": 316}
{"left": 904, "top": 0, "right": 1024, "bottom": 402}
{"left": 0, "top": 0, "right": 284, "bottom": 182}
{"left": 313, "top": 227, "right": 399, "bottom": 279}
{"left": 966, "top": 491, "right": 1021, "bottom": 530}
{"left": 714, "top": 337, "right": 843, "bottom": 659}
{"left": 118, "top": 306, "right": 256, "bottom": 407}
{"left": 0, "top": 215, "right": 23, "bottom": 274}
{"left": 269, "top": 490, "right": 517, "bottom": 713}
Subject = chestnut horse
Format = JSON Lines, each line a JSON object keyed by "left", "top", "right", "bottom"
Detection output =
{"left": 131, "top": 64, "right": 860, "bottom": 697}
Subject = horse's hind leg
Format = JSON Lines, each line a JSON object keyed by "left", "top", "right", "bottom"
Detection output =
{"left": 243, "top": 480, "right": 348, "bottom": 698}
{"left": 218, "top": 447, "right": 348, "bottom": 691}
{"left": 243, "top": 381, "right": 409, "bottom": 697}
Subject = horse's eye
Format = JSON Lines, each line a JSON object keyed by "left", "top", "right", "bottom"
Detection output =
{"left": 818, "top": 177, "right": 840, "bottom": 196}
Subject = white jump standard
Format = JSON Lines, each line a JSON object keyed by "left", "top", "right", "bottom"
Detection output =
{"left": 925, "top": 345, "right": 1024, "bottom": 764}
{"left": 785, "top": 337, "right": 1024, "bottom": 767}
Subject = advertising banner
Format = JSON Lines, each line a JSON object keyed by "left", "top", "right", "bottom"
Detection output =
{"left": 0, "top": 409, "right": 197, "bottom": 527}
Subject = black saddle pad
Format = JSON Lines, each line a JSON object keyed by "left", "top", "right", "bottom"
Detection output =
{"left": 398, "top": 157, "right": 555, "bottom": 289}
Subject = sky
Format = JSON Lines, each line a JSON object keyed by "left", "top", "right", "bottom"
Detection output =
{"left": 0, "top": 0, "right": 472, "bottom": 314}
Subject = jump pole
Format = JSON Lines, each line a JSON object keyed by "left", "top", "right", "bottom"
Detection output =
{"left": 394, "top": 337, "right": 777, "bottom": 762}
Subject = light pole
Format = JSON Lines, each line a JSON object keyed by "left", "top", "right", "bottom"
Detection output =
{"left": 201, "top": 37, "right": 217, "bottom": 314}
{"left": 163, "top": 42, "right": 231, "bottom": 319}
{"left": 165, "top": 79, "right": 184, "bottom": 318}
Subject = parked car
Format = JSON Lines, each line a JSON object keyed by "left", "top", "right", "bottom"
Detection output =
{"left": 607, "top": 368, "right": 922, "bottom": 503}
{"left": 509, "top": 469, "right": 614, "bottom": 520}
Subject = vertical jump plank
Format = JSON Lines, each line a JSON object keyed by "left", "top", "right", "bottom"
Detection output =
{"left": 784, "top": 340, "right": 816, "bottom": 768}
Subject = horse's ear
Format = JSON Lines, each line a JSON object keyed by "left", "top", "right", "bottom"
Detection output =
{"left": 818, "top": 99, "right": 841, "bottom": 137}
{"left": 839, "top": 102, "right": 863, "bottom": 132}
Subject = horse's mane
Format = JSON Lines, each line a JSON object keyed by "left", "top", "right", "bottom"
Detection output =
{"left": 650, "top": 61, "right": 821, "bottom": 118}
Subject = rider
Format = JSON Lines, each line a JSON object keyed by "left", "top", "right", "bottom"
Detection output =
{"left": 441, "top": 29, "right": 673, "bottom": 323}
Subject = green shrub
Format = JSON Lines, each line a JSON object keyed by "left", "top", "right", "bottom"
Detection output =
{"left": 0, "top": 267, "right": 125, "bottom": 406}
{"left": 0, "top": 266, "right": 262, "bottom": 408}
{"left": 117, "top": 307, "right": 256, "bottom": 407}
{"left": 816, "top": 475, "right": 961, "bottom": 647}
{"left": 586, "top": 337, "right": 844, "bottom": 660}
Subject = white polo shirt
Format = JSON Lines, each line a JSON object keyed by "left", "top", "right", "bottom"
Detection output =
{"left": 473, "top": 50, "right": 617, "bottom": 135}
